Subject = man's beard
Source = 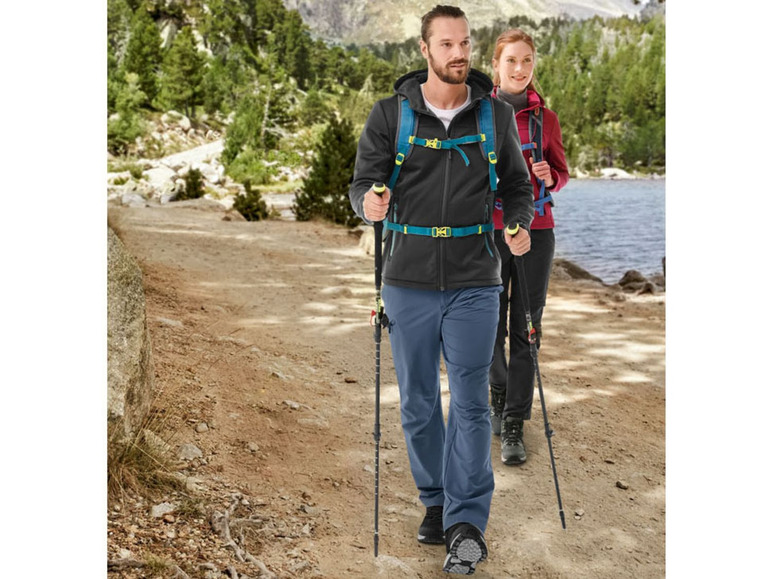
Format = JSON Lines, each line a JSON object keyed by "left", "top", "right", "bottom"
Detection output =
{"left": 428, "top": 51, "right": 469, "bottom": 85}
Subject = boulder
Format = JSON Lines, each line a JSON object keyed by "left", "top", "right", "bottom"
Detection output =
{"left": 599, "top": 167, "right": 634, "bottom": 179}
{"left": 618, "top": 269, "right": 661, "bottom": 294}
{"left": 143, "top": 165, "right": 177, "bottom": 188}
{"left": 551, "top": 258, "right": 604, "bottom": 284}
{"left": 107, "top": 227, "right": 154, "bottom": 455}
{"left": 619, "top": 270, "right": 648, "bottom": 286}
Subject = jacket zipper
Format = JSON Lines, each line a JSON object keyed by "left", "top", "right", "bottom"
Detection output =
{"left": 439, "top": 149, "right": 452, "bottom": 291}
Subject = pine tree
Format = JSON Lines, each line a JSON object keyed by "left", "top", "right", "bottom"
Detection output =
{"left": 292, "top": 115, "right": 359, "bottom": 226}
{"left": 276, "top": 10, "right": 312, "bottom": 90}
{"left": 160, "top": 27, "right": 205, "bottom": 118}
{"left": 123, "top": 8, "right": 162, "bottom": 106}
{"left": 107, "top": 72, "right": 148, "bottom": 154}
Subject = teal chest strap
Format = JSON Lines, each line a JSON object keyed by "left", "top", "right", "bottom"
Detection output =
{"left": 384, "top": 221, "right": 493, "bottom": 238}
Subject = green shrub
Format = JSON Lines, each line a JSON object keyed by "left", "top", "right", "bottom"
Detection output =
{"left": 225, "top": 148, "right": 275, "bottom": 186}
{"left": 175, "top": 168, "right": 205, "bottom": 201}
{"left": 292, "top": 115, "right": 359, "bottom": 227}
{"left": 233, "top": 180, "right": 270, "bottom": 221}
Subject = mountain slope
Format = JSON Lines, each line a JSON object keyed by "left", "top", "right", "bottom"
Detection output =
{"left": 282, "top": 0, "right": 651, "bottom": 44}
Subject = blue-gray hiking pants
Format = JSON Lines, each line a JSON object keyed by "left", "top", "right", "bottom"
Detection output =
{"left": 382, "top": 284, "right": 500, "bottom": 534}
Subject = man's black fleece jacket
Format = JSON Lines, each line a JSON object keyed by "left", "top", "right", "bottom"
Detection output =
{"left": 349, "top": 68, "right": 534, "bottom": 291}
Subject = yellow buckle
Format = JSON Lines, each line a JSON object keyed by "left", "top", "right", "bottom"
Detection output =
{"left": 480, "top": 134, "right": 486, "bottom": 142}
{"left": 432, "top": 226, "right": 451, "bottom": 238}
{"left": 425, "top": 138, "right": 441, "bottom": 149}
{"left": 395, "top": 152, "right": 405, "bottom": 166}
{"left": 488, "top": 152, "right": 497, "bottom": 164}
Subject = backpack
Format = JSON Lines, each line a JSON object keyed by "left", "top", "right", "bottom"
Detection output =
{"left": 383, "top": 96, "right": 498, "bottom": 239}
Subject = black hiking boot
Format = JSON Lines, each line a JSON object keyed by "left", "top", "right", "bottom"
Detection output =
{"left": 442, "top": 522, "right": 488, "bottom": 575}
{"left": 418, "top": 505, "right": 445, "bottom": 545}
{"left": 490, "top": 389, "right": 505, "bottom": 436}
{"left": 501, "top": 417, "right": 527, "bottom": 465}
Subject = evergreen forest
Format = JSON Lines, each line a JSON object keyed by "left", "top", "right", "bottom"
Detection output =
{"left": 108, "top": 0, "right": 665, "bottom": 224}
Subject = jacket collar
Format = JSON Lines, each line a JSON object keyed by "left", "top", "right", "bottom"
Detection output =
{"left": 394, "top": 68, "right": 494, "bottom": 113}
{"left": 492, "top": 86, "right": 545, "bottom": 112}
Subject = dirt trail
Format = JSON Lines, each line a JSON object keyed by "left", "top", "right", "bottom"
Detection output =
{"left": 107, "top": 202, "right": 665, "bottom": 578}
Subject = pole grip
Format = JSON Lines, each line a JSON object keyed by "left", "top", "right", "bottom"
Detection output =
{"left": 373, "top": 182, "right": 386, "bottom": 196}
{"left": 505, "top": 224, "right": 520, "bottom": 236}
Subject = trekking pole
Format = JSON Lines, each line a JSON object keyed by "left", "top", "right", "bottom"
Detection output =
{"left": 506, "top": 225, "right": 567, "bottom": 530}
{"left": 371, "top": 182, "right": 387, "bottom": 556}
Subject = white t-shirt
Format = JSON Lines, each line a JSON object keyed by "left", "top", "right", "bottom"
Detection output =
{"left": 421, "top": 84, "right": 472, "bottom": 130}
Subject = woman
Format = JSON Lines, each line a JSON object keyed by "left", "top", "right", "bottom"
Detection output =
{"left": 489, "top": 28, "right": 570, "bottom": 465}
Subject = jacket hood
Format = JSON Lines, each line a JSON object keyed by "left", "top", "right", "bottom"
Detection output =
{"left": 394, "top": 68, "right": 494, "bottom": 112}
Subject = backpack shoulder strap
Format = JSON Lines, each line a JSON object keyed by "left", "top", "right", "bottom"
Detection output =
{"left": 387, "top": 97, "right": 416, "bottom": 191}
{"left": 477, "top": 97, "right": 498, "bottom": 192}
{"left": 527, "top": 106, "right": 554, "bottom": 215}
{"left": 529, "top": 106, "right": 543, "bottom": 163}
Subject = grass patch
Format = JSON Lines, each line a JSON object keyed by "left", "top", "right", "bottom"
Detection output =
{"left": 108, "top": 426, "right": 185, "bottom": 501}
{"left": 108, "top": 160, "right": 146, "bottom": 180}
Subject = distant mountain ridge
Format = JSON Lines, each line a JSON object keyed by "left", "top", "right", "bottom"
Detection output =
{"left": 282, "top": 0, "right": 653, "bottom": 44}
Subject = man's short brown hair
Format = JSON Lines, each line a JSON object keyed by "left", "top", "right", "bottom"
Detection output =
{"left": 420, "top": 5, "right": 468, "bottom": 44}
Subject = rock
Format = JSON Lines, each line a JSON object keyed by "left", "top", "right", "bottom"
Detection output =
{"left": 617, "top": 269, "right": 661, "bottom": 294}
{"left": 195, "top": 422, "right": 209, "bottom": 433}
{"left": 142, "top": 429, "right": 172, "bottom": 455}
{"left": 143, "top": 165, "right": 177, "bottom": 188}
{"left": 284, "top": 400, "right": 301, "bottom": 410}
{"left": 120, "top": 179, "right": 155, "bottom": 199}
{"left": 600, "top": 167, "right": 634, "bottom": 179}
{"left": 162, "top": 110, "right": 191, "bottom": 131}
{"left": 247, "top": 442, "right": 260, "bottom": 453}
{"left": 619, "top": 270, "right": 647, "bottom": 285}
{"left": 178, "top": 443, "right": 204, "bottom": 460}
{"left": 616, "top": 480, "right": 630, "bottom": 490}
{"left": 222, "top": 209, "right": 246, "bottom": 221}
{"left": 121, "top": 192, "right": 147, "bottom": 208}
{"left": 552, "top": 259, "right": 604, "bottom": 284}
{"left": 150, "top": 502, "right": 177, "bottom": 518}
{"left": 107, "top": 227, "right": 154, "bottom": 455}
{"left": 639, "top": 281, "right": 657, "bottom": 295}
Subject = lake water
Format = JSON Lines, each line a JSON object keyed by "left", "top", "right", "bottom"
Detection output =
{"left": 266, "top": 179, "right": 666, "bottom": 285}
{"left": 551, "top": 179, "right": 665, "bottom": 284}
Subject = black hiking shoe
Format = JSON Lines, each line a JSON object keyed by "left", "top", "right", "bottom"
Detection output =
{"left": 501, "top": 417, "right": 527, "bottom": 465}
{"left": 442, "top": 522, "right": 488, "bottom": 575}
{"left": 418, "top": 505, "right": 444, "bottom": 545}
{"left": 490, "top": 389, "right": 505, "bottom": 436}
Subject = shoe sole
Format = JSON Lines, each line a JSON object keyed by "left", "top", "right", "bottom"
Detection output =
{"left": 442, "top": 528, "right": 488, "bottom": 574}
{"left": 417, "top": 533, "right": 445, "bottom": 545}
{"left": 501, "top": 455, "right": 527, "bottom": 465}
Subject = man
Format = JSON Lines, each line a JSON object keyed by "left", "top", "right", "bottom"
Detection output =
{"left": 349, "top": 5, "right": 534, "bottom": 575}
